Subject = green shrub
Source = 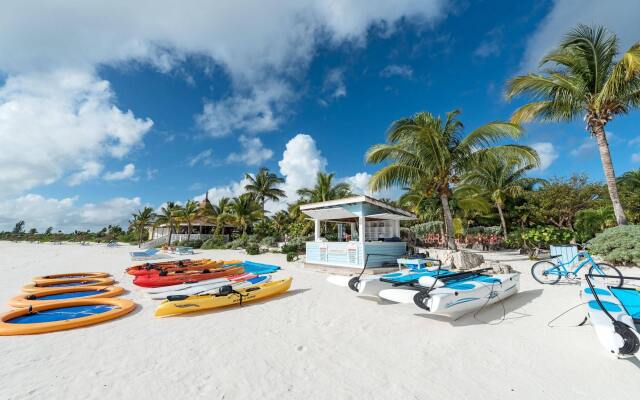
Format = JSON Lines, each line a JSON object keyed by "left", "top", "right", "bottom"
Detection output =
{"left": 521, "top": 225, "right": 574, "bottom": 248}
{"left": 286, "top": 252, "right": 298, "bottom": 262}
{"left": 260, "top": 236, "right": 277, "bottom": 248}
{"left": 245, "top": 242, "right": 260, "bottom": 255}
{"left": 574, "top": 207, "right": 615, "bottom": 242}
{"left": 589, "top": 225, "right": 640, "bottom": 265}
{"left": 410, "top": 221, "right": 443, "bottom": 236}
{"left": 201, "top": 235, "right": 226, "bottom": 249}
{"left": 281, "top": 236, "right": 305, "bottom": 254}
{"left": 226, "top": 235, "right": 250, "bottom": 249}
{"left": 176, "top": 239, "right": 204, "bottom": 249}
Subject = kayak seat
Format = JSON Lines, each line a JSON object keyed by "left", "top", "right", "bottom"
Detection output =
{"left": 610, "top": 288, "right": 640, "bottom": 319}
{"left": 584, "top": 288, "right": 611, "bottom": 296}
{"left": 588, "top": 300, "right": 622, "bottom": 313}
{"left": 445, "top": 283, "right": 475, "bottom": 291}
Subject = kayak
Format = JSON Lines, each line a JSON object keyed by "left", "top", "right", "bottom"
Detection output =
{"left": 155, "top": 277, "right": 292, "bottom": 317}
{"left": 146, "top": 273, "right": 256, "bottom": 294}
{"left": 133, "top": 267, "right": 244, "bottom": 288}
{"left": 150, "top": 275, "right": 271, "bottom": 299}
{"left": 128, "top": 261, "right": 225, "bottom": 276}
{"left": 225, "top": 261, "right": 280, "bottom": 275}
{"left": 148, "top": 273, "right": 258, "bottom": 299}
{"left": 0, "top": 298, "right": 135, "bottom": 335}
{"left": 32, "top": 272, "right": 110, "bottom": 284}
{"left": 9, "top": 286, "right": 125, "bottom": 308}
{"left": 126, "top": 260, "right": 221, "bottom": 276}
{"left": 22, "top": 277, "right": 116, "bottom": 293}
{"left": 379, "top": 273, "right": 520, "bottom": 318}
{"left": 581, "top": 277, "right": 640, "bottom": 358}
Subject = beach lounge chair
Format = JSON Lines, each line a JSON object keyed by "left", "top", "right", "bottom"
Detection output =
{"left": 550, "top": 244, "right": 580, "bottom": 268}
{"left": 129, "top": 248, "right": 162, "bottom": 261}
{"left": 175, "top": 246, "right": 194, "bottom": 255}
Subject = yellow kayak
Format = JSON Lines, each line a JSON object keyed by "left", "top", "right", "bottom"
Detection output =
{"left": 154, "top": 277, "right": 292, "bottom": 317}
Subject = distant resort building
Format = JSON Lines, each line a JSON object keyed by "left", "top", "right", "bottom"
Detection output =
{"left": 147, "top": 193, "right": 234, "bottom": 243}
{"left": 301, "top": 195, "right": 416, "bottom": 269}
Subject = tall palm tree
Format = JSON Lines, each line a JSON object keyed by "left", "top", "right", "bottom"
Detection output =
{"left": 230, "top": 194, "right": 262, "bottom": 235}
{"left": 461, "top": 155, "right": 540, "bottom": 237}
{"left": 155, "top": 202, "right": 181, "bottom": 246}
{"left": 297, "top": 172, "right": 351, "bottom": 203}
{"left": 177, "top": 200, "right": 199, "bottom": 242}
{"left": 207, "top": 197, "right": 232, "bottom": 235}
{"left": 131, "top": 207, "right": 155, "bottom": 247}
{"left": 367, "top": 110, "right": 537, "bottom": 250}
{"left": 244, "top": 168, "right": 285, "bottom": 219}
{"left": 505, "top": 24, "right": 640, "bottom": 226}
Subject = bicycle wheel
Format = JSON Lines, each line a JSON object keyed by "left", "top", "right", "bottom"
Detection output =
{"left": 588, "top": 262, "right": 624, "bottom": 287}
{"left": 531, "top": 261, "right": 561, "bottom": 285}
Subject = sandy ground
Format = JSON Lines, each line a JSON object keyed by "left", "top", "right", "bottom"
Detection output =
{"left": 0, "top": 241, "right": 639, "bottom": 400}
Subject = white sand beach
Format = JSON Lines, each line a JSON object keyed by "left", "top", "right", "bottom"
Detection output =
{"left": 1, "top": 241, "right": 639, "bottom": 400}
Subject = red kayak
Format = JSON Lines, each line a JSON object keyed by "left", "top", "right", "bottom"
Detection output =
{"left": 133, "top": 267, "right": 244, "bottom": 288}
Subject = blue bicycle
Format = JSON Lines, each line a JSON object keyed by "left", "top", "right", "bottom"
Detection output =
{"left": 531, "top": 249, "right": 623, "bottom": 286}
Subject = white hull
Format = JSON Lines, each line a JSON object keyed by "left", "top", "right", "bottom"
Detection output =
{"left": 146, "top": 274, "right": 254, "bottom": 294}
{"left": 150, "top": 275, "right": 271, "bottom": 299}
{"left": 379, "top": 273, "right": 520, "bottom": 318}
{"left": 580, "top": 280, "right": 640, "bottom": 359}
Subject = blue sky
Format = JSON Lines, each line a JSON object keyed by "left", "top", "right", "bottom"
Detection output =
{"left": 1, "top": 0, "right": 639, "bottom": 231}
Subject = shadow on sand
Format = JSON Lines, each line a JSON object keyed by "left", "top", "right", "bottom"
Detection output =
{"left": 412, "top": 289, "right": 544, "bottom": 327}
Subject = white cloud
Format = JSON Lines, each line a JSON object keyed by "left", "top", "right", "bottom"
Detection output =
{"left": 197, "top": 178, "right": 251, "bottom": 205}
{"left": 0, "top": 70, "right": 152, "bottom": 196}
{"left": 103, "top": 163, "right": 136, "bottom": 181}
{"left": 629, "top": 136, "right": 640, "bottom": 146}
{"left": 530, "top": 142, "right": 558, "bottom": 171}
{"left": 380, "top": 64, "right": 414, "bottom": 79}
{"left": 632, "top": 153, "right": 640, "bottom": 163}
{"left": 473, "top": 27, "right": 502, "bottom": 59}
{"left": 196, "top": 82, "right": 291, "bottom": 137}
{"left": 188, "top": 149, "right": 214, "bottom": 167}
{"left": 278, "top": 134, "right": 327, "bottom": 202}
{"left": 520, "top": 0, "right": 640, "bottom": 71}
{"left": 323, "top": 68, "right": 347, "bottom": 99}
{"left": 0, "top": 194, "right": 141, "bottom": 232}
{"left": 0, "top": 2, "right": 447, "bottom": 79}
{"left": 227, "top": 135, "right": 273, "bottom": 166}
{"left": 342, "top": 172, "right": 403, "bottom": 199}
{"left": 67, "top": 161, "right": 104, "bottom": 186}
{"left": 570, "top": 132, "right": 616, "bottom": 156}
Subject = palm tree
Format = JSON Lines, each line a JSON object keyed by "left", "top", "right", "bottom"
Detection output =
{"left": 367, "top": 110, "right": 537, "bottom": 250}
{"left": 207, "top": 197, "right": 232, "bottom": 235}
{"left": 297, "top": 172, "right": 351, "bottom": 203}
{"left": 272, "top": 210, "right": 290, "bottom": 239}
{"left": 461, "top": 155, "right": 540, "bottom": 237}
{"left": 617, "top": 169, "right": 640, "bottom": 190}
{"left": 155, "top": 202, "right": 181, "bottom": 245}
{"left": 230, "top": 194, "right": 262, "bottom": 235}
{"left": 244, "top": 168, "right": 285, "bottom": 219}
{"left": 505, "top": 24, "right": 640, "bottom": 226}
{"left": 177, "top": 200, "right": 199, "bottom": 242}
{"left": 131, "top": 207, "right": 155, "bottom": 247}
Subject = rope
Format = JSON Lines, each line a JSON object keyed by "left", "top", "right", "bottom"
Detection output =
{"left": 546, "top": 302, "right": 589, "bottom": 328}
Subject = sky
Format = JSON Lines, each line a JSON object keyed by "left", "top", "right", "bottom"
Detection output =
{"left": 1, "top": 0, "right": 640, "bottom": 232}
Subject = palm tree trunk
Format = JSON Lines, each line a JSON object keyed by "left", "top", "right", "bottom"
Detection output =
{"left": 440, "top": 193, "right": 457, "bottom": 250}
{"left": 593, "top": 125, "right": 627, "bottom": 225}
{"left": 496, "top": 203, "right": 508, "bottom": 237}
{"left": 167, "top": 222, "right": 173, "bottom": 246}
{"left": 187, "top": 222, "right": 191, "bottom": 242}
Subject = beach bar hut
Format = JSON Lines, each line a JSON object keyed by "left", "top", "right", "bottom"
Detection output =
{"left": 300, "top": 196, "right": 415, "bottom": 269}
